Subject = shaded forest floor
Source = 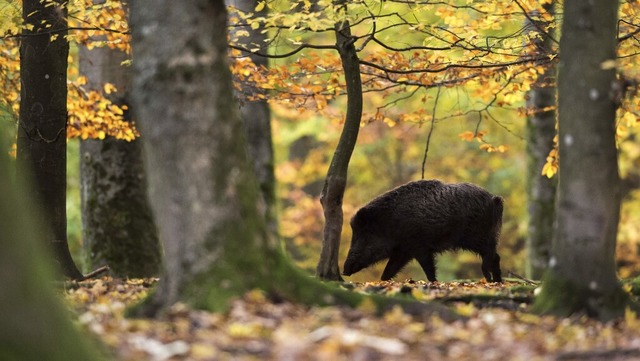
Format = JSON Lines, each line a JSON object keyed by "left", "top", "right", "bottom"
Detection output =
{"left": 64, "top": 277, "right": 640, "bottom": 361}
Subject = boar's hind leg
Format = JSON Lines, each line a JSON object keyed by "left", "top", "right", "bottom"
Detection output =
{"left": 481, "top": 252, "right": 502, "bottom": 283}
{"left": 380, "top": 250, "right": 412, "bottom": 281}
{"left": 416, "top": 253, "right": 437, "bottom": 282}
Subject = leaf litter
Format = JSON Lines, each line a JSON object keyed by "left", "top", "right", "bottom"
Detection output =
{"left": 64, "top": 277, "right": 640, "bottom": 361}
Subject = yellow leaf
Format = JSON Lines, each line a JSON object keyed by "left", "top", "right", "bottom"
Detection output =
{"left": 600, "top": 59, "right": 617, "bottom": 70}
{"left": 103, "top": 83, "right": 117, "bottom": 94}
{"left": 98, "top": 131, "right": 106, "bottom": 140}
{"left": 455, "top": 303, "right": 476, "bottom": 317}
{"left": 191, "top": 343, "right": 217, "bottom": 358}
{"left": 255, "top": 1, "right": 265, "bottom": 11}
{"left": 541, "top": 162, "right": 557, "bottom": 178}
{"left": 617, "top": 124, "right": 629, "bottom": 137}
{"left": 458, "top": 131, "right": 475, "bottom": 141}
{"left": 383, "top": 117, "right": 396, "bottom": 127}
{"left": 622, "top": 111, "right": 636, "bottom": 126}
{"left": 357, "top": 297, "right": 378, "bottom": 314}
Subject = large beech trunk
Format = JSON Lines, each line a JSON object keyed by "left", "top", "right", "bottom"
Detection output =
{"left": 534, "top": 0, "right": 627, "bottom": 320}
{"left": 525, "top": 2, "right": 557, "bottom": 280}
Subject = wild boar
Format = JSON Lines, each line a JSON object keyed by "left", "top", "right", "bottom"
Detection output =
{"left": 342, "top": 179, "right": 503, "bottom": 282}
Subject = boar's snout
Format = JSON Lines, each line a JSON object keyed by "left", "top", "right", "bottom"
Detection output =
{"left": 342, "top": 254, "right": 361, "bottom": 276}
{"left": 342, "top": 260, "right": 355, "bottom": 276}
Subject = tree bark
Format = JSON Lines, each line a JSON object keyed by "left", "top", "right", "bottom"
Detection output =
{"left": 534, "top": 0, "right": 628, "bottom": 320}
{"left": 79, "top": 19, "right": 161, "bottom": 278}
{"left": 131, "top": 0, "right": 280, "bottom": 312}
{"left": 0, "top": 137, "right": 103, "bottom": 360}
{"left": 525, "top": 2, "right": 557, "bottom": 280}
{"left": 316, "top": 0, "right": 363, "bottom": 281}
{"left": 17, "top": 0, "right": 83, "bottom": 279}
{"left": 129, "top": 0, "right": 455, "bottom": 320}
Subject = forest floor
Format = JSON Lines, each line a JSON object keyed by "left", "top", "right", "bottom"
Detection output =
{"left": 64, "top": 277, "right": 640, "bottom": 361}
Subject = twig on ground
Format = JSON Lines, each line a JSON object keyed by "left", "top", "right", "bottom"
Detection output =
{"left": 81, "top": 265, "right": 110, "bottom": 280}
{"left": 507, "top": 270, "right": 539, "bottom": 286}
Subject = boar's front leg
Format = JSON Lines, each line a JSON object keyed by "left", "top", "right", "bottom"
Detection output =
{"left": 416, "top": 252, "right": 437, "bottom": 282}
{"left": 380, "top": 249, "right": 412, "bottom": 281}
{"left": 481, "top": 252, "right": 502, "bottom": 282}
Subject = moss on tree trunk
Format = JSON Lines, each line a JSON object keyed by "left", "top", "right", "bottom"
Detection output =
{"left": 78, "top": 12, "right": 161, "bottom": 278}
{"left": 80, "top": 139, "right": 161, "bottom": 277}
{"left": 0, "top": 134, "right": 103, "bottom": 361}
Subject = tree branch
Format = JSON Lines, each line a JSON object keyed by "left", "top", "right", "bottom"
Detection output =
{"left": 359, "top": 55, "right": 549, "bottom": 74}
{"left": 422, "top": 86, "right": 441, "bottom": 179}
{"left": 513, "top": 0, "right": 559, "bottom": 45}
{"left": 229, "top": 43, "right": 336, "bottom": 58}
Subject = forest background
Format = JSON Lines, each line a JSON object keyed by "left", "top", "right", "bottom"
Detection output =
{"left": 1, "top": 0, "right": 640, "bottom": 283}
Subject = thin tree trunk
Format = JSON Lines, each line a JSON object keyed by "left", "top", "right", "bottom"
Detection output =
{"left": 534, "top": 0, "right": 627, "bottom": 320}
{"left": 525, "top": 2, "right": 557, "bottom": 280}
{"left": 79, "top": 20, "right": 161, "bottom": 278}
{"left": 316, "top": 0, "right": 363, "bottom": 281}
{"left": 17, "top": 0, "right": 83, "bottom": 279}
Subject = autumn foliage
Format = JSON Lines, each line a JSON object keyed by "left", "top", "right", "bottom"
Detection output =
{"left": 2, "top": 0, "right": 640, "bottom": 277}
{"left": 1, "top": 0, "right": 135, "bottom": 143}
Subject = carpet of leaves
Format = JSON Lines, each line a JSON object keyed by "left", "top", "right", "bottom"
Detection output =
{"left": 64, "top": 277, "right": 640, "bottom": 361}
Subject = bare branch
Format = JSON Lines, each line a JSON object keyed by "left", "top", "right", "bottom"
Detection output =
{"left": 422, "top": 86, "right": 441, "bottom": 179}
{"left": 229, "top": 43, "right": 336, "bottom": 58}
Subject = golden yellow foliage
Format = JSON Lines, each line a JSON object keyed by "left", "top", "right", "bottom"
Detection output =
{"left": 0, "top": 0, "right": 136, "bottom": 142}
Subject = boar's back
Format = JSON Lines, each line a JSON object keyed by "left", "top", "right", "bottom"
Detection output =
{"left": 353, "top": 179, "right": 502, "bottom": 252}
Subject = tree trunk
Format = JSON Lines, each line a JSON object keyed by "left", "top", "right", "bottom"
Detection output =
{"left": 129, "top": 0, "right": 454, "bottom": 319}
{"left": 534, "top": 0, "right": 627, "bottom": 320}
{"left": 316, "top": 0, "right": 363, "bottom": 281}
{"left": 79, "top": 22, "right": 161, "bottom": 278}
{"left": 226, "top": 0, "right": 276, "bottom": 232}
{"left": 130, "top": 0, "right": 283, "bottom": 312}
{"left": 0, "top": 139, "right": 103, "bottom": 360}
{"left": 17, "top": 0, "right": 83, "bottom": 279}
{"left": 525, "top": 2, "right": 557, "bottom": 280}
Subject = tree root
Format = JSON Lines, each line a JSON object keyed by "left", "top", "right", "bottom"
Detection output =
{"left": 556, "top": 348, "right": 640, "bottom": 360}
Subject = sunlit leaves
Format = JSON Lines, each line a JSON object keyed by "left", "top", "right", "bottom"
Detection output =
{"left": 68, "top": 0, "right": 130, "bottom": 53}
{"left": 67, "top": 80, "right": 138, "bottom": 141}
{"left": 227, "top": 0, "right": 563, "bottom": 156}
{"left": 0, "top": 0, "right": 136, "bottom": 142}
{"left": 228, "top": 0, "right": 640, "bottom": 164}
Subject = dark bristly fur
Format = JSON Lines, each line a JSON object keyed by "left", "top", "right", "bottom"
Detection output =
{"left": 342, "top": 179, "right": 503, "bottom": 282}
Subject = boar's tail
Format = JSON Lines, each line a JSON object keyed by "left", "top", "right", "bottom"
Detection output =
{"left": 492, "top": 196, "right": 504, "bottom": 221}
